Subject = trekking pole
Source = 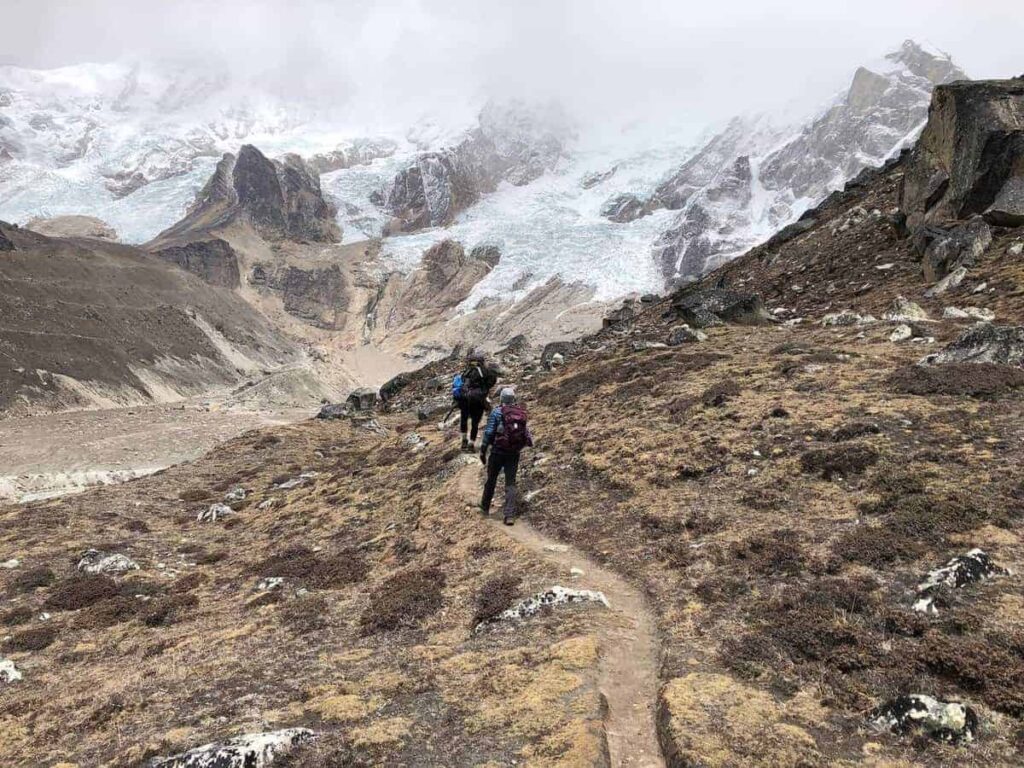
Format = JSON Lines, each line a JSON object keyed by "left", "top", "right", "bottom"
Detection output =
{"left": 442, "top": 400, "right": 458, "bottom": 424}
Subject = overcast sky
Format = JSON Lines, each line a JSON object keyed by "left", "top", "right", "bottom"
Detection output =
{"left": 3, "top": 0, "right": 1022, "bottom": 129}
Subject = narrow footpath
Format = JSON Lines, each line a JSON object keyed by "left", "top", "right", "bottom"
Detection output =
{"left": 455, "top": 458, "right": 665, "bottom": 768}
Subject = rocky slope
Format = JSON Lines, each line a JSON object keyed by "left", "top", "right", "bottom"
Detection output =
{"left": 0, "top": 221, "right": 304, "bottom": 416}
{"left": 2, "top": 75, "right": 1022, "bottom": 768}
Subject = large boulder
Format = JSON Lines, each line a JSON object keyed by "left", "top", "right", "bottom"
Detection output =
{"left": 147, "top": 728, "right": 314, "bottom": 768}
{"left": 912, "top": 218, "right": 992, "bottom": 282}
{"left": 671, "top": 288, "right": 769, "bottom": 329}
{"left": 346, "top": 387, "right": 378, "bottom": 412}
{"left": 541, "top": 341, "right": 576, "bottom": 368}
{"left": 925, "top": 323, "right": 1024, "bottom": 366}
{"left": 901, "top": 79, "right": 1024, "bottom": 230}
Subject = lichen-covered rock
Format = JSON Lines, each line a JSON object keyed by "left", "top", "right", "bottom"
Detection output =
{"left": 77, "top": 550, "right": 140, "bottom": 575}
{"left": 924, "top": 323, "right": 1024, "bottom": 366}
{"left": 890, "top": 324, "right": 913, "bottom": 342}
{"left": 667, "top": 325, "right": 707, "bottom": 345}
{"left": 275, "top": 472, "right": 318, "bottom": 490}
{"left": 0, "top": 657, "right": 22, "bottom": 684}
{"left": 871, "top": 695, "right": 978, "bottom": 744}
{"left": 223, "top": 487, "right": 247, "bottom": 503}
{"left": 473, "top": 586, "right": 608, "bottom": 632}
{"left": 913, "top": 548, "right": 1008, "bottom": 614}
{"left": 147, "top": 728, "right": 314, "bottom": 768}
{"left": 883, "top": 296, "right": 930, "bottom": 323}
{"left": 900, "top": 78, "right": 1024, "bottom": 230}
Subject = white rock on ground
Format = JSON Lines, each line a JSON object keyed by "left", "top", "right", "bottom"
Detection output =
{"left": 197, "top": 503, "right": 233, "bottom": 523}
{"left": 890, "top": 324, "right": 913, "bottom": 342}
{"left": 474, "top": 585, "right": 609, "bottom": 633}
{"left": 1, "top": 558, "right": 19, "bottom": 569}
{"left": 77, "top": 549, "right": 140, "bottom": 575}
{"left": 821, "top": 310, "right": 875, "bottom": 327}
{"left": 912, "top": 548, "right": 1007, "bottom": 615}
{"left": 0, "top": 658, "right": 22, "bottom": 684}
{"left": 943, "top": 306, "right": 995, "bottom": 322}
{"left": 276, "top": 472, "right": 319, "bottom": 490}
{"left": 224, "top": 487, "right": 247, "bottom": 502}
{"left": 147, "top": 728, "right": 315, "bottom": 768}
{"left": 872, "top": 694, "right": 977, "bottom": 744}
{"left": 1009, "top": 241, "right": 1023, "bottom": 256}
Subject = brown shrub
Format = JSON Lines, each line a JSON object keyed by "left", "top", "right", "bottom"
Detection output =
{"left": 732, "top": 530, "right": 806, "bottom": 576}
{"left": 888, "top": 363, "right": 1024, "bottom": 397}
{"left": 170, "top": 572, "right": 206, "bottom": 593}
{"left": 361, "top": 567, "right": 446, "bottom": 634}
{"left": 831, "top": 421, "right": 881, "bottom": 441}
{"left": 276, "top": 734, "right": 364, "bottom": 767}
{"left": 76, "top": 596, "right": 140, "bottom": 629}
{"left": 916, "top": 634, "right": 1024, "bottom": 717}
{"left": 141, "top": 593, "right": 198, "bottom": 627}
{"left": 250, "top": 546, "right": 368, "bottom": 589}
{"left": 44, "top": 575, "right": 119, "bottom": 611}
{"left": 4, "top": 624, "right": 58, "bottom": 652}
{"left": 694, "top": 575, "right": 750, "bottom": 604}
{"left": 10, "top": 566, "right": 55, "bottom": 593}
{"left": 279, "top": 594, "right": 330, "bottom": 633}
{"left": 473, "top": 575, "right": 521, "bottom": 626}
{"left": 800, "top": 444, "right": 878, "bottom": 479}
{"left": 194, "top": 549, "right": 227, "bottom": 565}
{"left": 1, "top": 605, "right": 33, "bottom": 626}
{"left": 123, "top": 519, "right": 150, "bottom": 533}
{"left": 701, "top": 380, "right": 742, "bottom": 407}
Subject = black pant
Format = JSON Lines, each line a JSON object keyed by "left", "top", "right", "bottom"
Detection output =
{"left": 482, "top": 449, "right": 520, "bottom": 516}
{"left": 459, "top": 398, "right": 486, "bottom": 441}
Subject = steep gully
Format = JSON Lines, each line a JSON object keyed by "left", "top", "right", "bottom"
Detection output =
{"left": 455, "top": 457, "right": 665, "bottom": 768}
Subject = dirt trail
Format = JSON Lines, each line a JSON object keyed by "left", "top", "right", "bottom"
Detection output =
{"left": 455, "top": 458, "right": 665, "bottom": 768}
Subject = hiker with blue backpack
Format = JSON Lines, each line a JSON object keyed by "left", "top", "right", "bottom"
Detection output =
{"left": 453, "top": 353, "right": 498, "bottom": 454}
{"left": 480, "top": 387, "right": 533, "bottom": 525}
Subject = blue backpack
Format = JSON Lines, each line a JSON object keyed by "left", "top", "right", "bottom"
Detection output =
{"left": 452, "top": 374, "right": 465, "bottom": 400}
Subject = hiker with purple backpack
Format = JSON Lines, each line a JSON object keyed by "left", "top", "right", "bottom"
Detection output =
{"left": 479, "top": 387, "right": 533, "bottom": 525}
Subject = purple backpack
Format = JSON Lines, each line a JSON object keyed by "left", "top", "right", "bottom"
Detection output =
{"left": 495, "top": 405, "right": 529, "bottom": 452}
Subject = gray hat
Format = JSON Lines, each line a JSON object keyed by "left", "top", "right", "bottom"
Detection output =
{"left": 499, "top": 387, "right": 516, "bottom": 404}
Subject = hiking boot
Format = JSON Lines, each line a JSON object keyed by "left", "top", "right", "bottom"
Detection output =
{"left": 503, "top": 514, "right": 515, "bottom": 526}
{"left": 460, "top": 435, "right": 470, "bottom": 452}
{"left": 479, "top": 503, "right": 489, "bottom": 517}
{"left": 468, "top": 441, "right": 476, "bottom": 454}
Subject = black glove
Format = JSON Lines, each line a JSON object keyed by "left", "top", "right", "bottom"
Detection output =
{"left": 479, "top": 448, "right": 487, "bottom": 465}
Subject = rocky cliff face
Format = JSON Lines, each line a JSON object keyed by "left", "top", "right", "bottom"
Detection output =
{"left": 373, "top": 102, "right": 571, "bottom": 233}
{"left": 307, "top": 137, "right": 398, "bottom": 175}
{"left": 647, "top": 40, "right": 967, "bottom": 285}
{"left": 165, "top": 145, "right": 340, "bottom": 243}
{"left": 901, "top": 78, "right": 1024, "bottom": 230}
{"left": 153, "top": 239, "right": 241, "bottom": 289}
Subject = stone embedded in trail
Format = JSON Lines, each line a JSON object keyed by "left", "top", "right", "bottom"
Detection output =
{"left": 346, "top": 387, "right": 378, "bottom": 412}
{"left": 912, "top": 548, "right": 1007, "bottom": 615}
{"left": 147, "top": 728, "right": 314, "bottom": 768}
{"left": 197, "top": 503, "right": 233, "bottom": 523}
{"left": 871, "top": 695, "right": 978, "bottom": 744}
{"left": 924, "top": 323, "right": 1024, "bottom": 366}
{"left": 0, "top": 657, "right": 22, "bottom": 684}
{"left": 473, "top": 585, "right": 608, "bottom": 633}
{"left": 77, "top": 549, "right": 140, "bottom": 575}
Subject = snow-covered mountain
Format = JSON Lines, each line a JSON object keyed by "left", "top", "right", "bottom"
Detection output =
{"left": 0, "top": 41, "right": 966, "bottom": 304}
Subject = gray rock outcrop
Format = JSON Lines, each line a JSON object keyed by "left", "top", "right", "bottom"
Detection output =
{"left": 925, "top": 323, "right": 1024, "bottom": 366}
{"left": 600, "top": 193, "right": 650, "bottom": 223}
{"left": 671, "top": 287, "right": 769, "bottom": 329}
{"left": 153, "top": 239, "right": 241, "bottom": 289}
{"left": 901, "top": 78, "right": 1024, "bottom": 230}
